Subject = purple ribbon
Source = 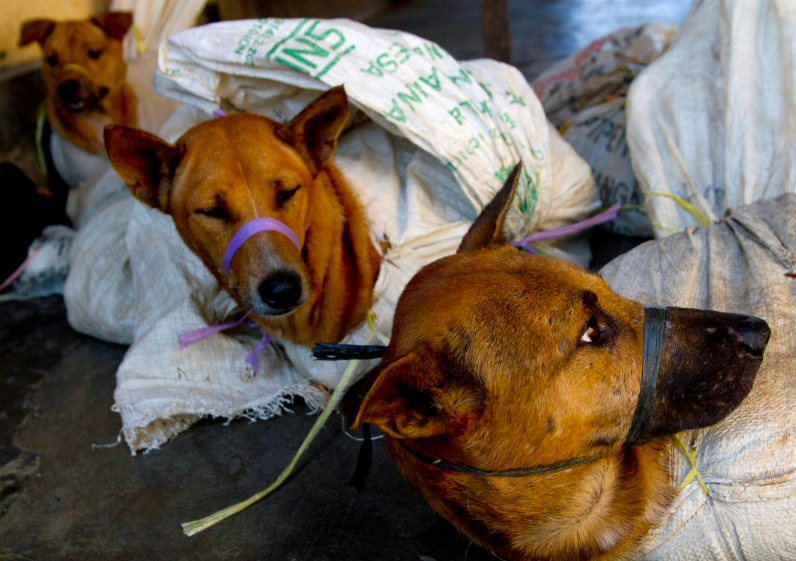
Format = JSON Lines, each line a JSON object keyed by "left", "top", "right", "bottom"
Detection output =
{"left": 513, "top": 203, "right": 620, "bottom": 253}
{"left": 179, "top": 315, "right": 271, "bottom": 374}
{"left": 222, "top": 218, "right": 301, "bottom": 276}
{"left": 179, "top": 314, "right": 249, "bottom": 349}
{"left": 246, "top": 334, "right": 273, "bottom": 374}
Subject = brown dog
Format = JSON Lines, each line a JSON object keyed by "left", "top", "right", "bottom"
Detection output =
{"left": 344, "top": 166, "right": 770, "bottom": 561}
{"left": 19, "top": 12, "right": 136, "bottom": 154}
{"left": 104, "top": 87, "right": 381, "bottom": 346}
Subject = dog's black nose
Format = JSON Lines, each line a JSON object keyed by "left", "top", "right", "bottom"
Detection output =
{"left": 56, "top": 80, "right": 93, "bottom": 108}
{"left": 727, "top": 315, "right": 770, "bottom": 357}
{"left": 259, "top": 271, "right": 302, "bottom": 312}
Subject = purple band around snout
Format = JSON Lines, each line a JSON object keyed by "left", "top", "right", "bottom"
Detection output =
{"left": 222, "top": 218, "right": 301, "bottom": 276}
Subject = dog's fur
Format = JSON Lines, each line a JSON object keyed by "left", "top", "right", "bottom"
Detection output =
{"left": 19, "top": 12, "right": 136, "bottom": 154}
{"left": 344, "top": 167, "right": 770, "bottom": 561}
{"left": 104, "top": 87, "right": 381, "bottom": 346}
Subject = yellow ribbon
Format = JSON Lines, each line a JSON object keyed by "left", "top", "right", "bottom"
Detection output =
{"left": 181, "top": 311, "right": 387, "bottom": 536}
{"left": 368, "top": 310, "right": 390, "bottom": 345}
{"left": 35, "top": 103, "right": 48, "bottom": 178}
{"left": 672, "top": 434, "right": 710, "bottom": 496}
{"left": 132, "top": 24, "right": 146, "bottom": 54}
{"left": 645, "top": 191, "right": 712, "bottom": 228}
{"left": 61, "top": 63, "right": 93, "bottom": 78}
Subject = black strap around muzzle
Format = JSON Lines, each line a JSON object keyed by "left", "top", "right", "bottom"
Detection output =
{"left": 626, "top": 306, "right": 667, "bottom": 444}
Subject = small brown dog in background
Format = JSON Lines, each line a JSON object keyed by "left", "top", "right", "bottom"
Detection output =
{"left": 19, "top": 12, "right": 136, "bottom": 155}
{"left": 344, "top": 166, "right": 770, "bottom": 561}
{"left": 104, "top": 87, "right": 381, "bottom": 347}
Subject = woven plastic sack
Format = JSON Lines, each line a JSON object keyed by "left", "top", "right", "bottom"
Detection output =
{"left": 533, "top": 23, "right": 678, "bottom": 237}
{"left": 627, "top": 0, "right": 796, "bottom": 237}
{"left": 601, "top": 194, "right": 796, "bottom": 560}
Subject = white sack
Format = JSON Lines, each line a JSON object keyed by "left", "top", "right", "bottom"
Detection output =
{"left": 153, "top": 18, "right": 598, "bottom": 240}
{"left": 65, "top": 18, "right": 598, "bottom": 452}
{"left": 627, "top": 0, "right": 796, "bottom": 237}
{"left": 601, "top": 195, "right": 796, "bottom": 560}
{"left": 110, "top": 0, "right": 207, "bottom": 60}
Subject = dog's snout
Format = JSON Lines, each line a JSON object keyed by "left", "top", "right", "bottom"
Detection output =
{"left": 258, "top": 271, "right": 302, "bottom": 312}
{"left": 57, "top": 80, "right": 94, "bottom": 109}
{"left": 57, "top": 80, "right": 83, "bottom": 102}
{"left": 726, "top": 316, "right": 770, "bottom": 357}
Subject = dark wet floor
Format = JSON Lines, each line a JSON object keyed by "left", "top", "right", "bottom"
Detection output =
{"left": 0, "top": 1, "right": 692, "bottom": 559}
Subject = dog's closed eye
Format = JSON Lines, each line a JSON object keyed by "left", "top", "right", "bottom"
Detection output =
{"left": 195, "top": 206, "right": 230, "bottom": 221}
{"left": 277, "top": 186, "right": 300, "bottom": 206}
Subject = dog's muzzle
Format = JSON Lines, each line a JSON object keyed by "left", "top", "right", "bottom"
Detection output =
{"left": 222, "top": 217, "right": 304, "bottom": 313}
{"left": 57, "top": 79, "right": 97, "bottom": 112}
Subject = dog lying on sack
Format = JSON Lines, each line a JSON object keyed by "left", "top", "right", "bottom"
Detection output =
{"left": 343, "top": 166, "right": 785, "bottom": 561}
{"left": 105, "top": 87, "right": 380, "bottom": 346}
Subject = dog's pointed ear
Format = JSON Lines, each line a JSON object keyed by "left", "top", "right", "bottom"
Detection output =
{"left": 277, "top": 86, "right": 349, "bottom": 174}
{"left": 91, "top": 12, "right": 133, "bottom": 41}
{"left": 104, "top": 125, "right": 181, "bottom": 211}
{"left": 352, "top": 344, "right": 485, "bottom": 440}
{"left": 458, "top": 162, "right": 521, "bottom": 253}
{"left": 19, "top": 19, "right": 56, "bottom": 47}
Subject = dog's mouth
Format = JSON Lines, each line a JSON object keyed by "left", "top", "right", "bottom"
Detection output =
{"left": 65, "top": 99, "right": 94, "bottom": 113}
{"left": 56, "top": 80, "right": 99, "bottom": 113}
{"left": 249, "top": 300, "right": 306, "bottom": 318}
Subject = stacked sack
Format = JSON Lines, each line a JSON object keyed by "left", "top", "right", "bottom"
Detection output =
{"left": 533, "top": 23, "right": 678, "bottom": 238}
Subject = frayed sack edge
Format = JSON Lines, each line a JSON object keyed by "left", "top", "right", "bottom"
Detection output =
{"left": 114, "top": 382, "right": 327, "bottom": 455}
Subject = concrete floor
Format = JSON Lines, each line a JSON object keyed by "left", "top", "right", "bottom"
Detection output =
{"left": 0, "top": 1, "right": 692, "bottom": 559}
{"left": 0, "top": 298, "right": 487, "bottom": 561}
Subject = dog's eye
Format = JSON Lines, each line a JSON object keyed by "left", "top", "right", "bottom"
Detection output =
{"left": 277, "top": 186, "right": 300, "bottom": 206}
{"left": 88, "top": 49, "right": 102, "bottom": 60}
{"left": 579, "top": 314, "right": 613, "bottom": 346}
{"left": 46, "top": 54, "right": 58, "bottom": 67}
{"left": 195, "top": 206, "right": 229, "bottom": 221}
{"left": 580, "top": 322, "right": 597, "bottom": 344}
